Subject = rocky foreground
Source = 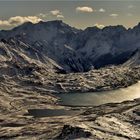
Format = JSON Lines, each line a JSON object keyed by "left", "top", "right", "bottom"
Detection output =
{"left": 0, "top": 63, "right": 140, "bottom": 139}
{"left": 0, "top": 96, "right": 140, "bottom": 139}
{"left": 0, "top": 21, "right": 140, "bottom": 139}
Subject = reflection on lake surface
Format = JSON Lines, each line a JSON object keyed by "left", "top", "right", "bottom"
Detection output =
{"left": 57, "top": 81, "right": 140, "bottom": 106}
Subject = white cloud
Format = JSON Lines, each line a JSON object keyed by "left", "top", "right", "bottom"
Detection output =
{"left": 0, "top": 20, "right": 10, "bottom": 26}
{"left": 94, "top": 23, "right": 105, "bottom": 29}
{"left": 110, "top": 14, "right": 118, "bottom": 18}
{"left": 76, "top": 6, "right": 93, "bottom": 13}
{"left": 57, "top": 15, "right": 64, "bottom": 18}
{"left": 38, "top": 13, "right": 47, "bottom": 18}
{"left": 50, "top": 9, "right": 64, "bottom": 19}
{"left": 50, "top": 10, "right": 61, "bottom": 16}
{"left": 0, "top": 16, "right": 42, "bottom": 27}
{"left": 99, "top": 8, "right": 106, "bottom": 13}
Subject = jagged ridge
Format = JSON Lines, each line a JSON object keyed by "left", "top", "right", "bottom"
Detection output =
{"left": 0, "top": 20, "right": 140, "bottom": 72}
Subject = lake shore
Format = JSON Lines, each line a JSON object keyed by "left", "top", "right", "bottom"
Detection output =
{"left": 0, "top": 65, "right": 140, "bottom": 139}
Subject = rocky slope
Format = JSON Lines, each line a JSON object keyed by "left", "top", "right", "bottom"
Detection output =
{"left": 0, "top": 53, "right": 140, "bottom": 139}
{"left": 0, "top": 95, "right": 140, "bottom": 139}
{"left": 1, "top": 21, "right": 140, "bottom": 72}
{"left": 0, "top": 21, "right": 140, "bottom": 139}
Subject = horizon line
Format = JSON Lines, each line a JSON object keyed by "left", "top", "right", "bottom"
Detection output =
{"left": 0, "top": 19, "right": 140, "bottom": 32}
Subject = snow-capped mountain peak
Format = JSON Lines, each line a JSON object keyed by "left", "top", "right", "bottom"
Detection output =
{"left": 0, "top": 21, "right": 140, "bottom": 72}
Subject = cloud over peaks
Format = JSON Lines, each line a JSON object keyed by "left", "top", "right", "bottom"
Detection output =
{"left": 50, "top": 10, "right": 64, "bottom": 18}
{"left": 50, "top": 10, "right": 61, "bottom": 16}
{"left": 94, "top": 23, "right": 105, "bottom": 29}
{"left": 57, "top": 15, "right": 64, "bottom": 18}
{"left": 76, "top": 6, "right": 93, "bottom": 13}
{"left": 0, "top": 16, "right": 42, "bottom": 28}
{"left": 99, "top": 8, "right": 106, "bottom": 13}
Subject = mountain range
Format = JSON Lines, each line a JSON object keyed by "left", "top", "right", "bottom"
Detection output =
{"left": 0, "top": 20, "right": 140, "bottom": 140}
{"left": 0, "top": 20, "right": 140, "bottom": 73}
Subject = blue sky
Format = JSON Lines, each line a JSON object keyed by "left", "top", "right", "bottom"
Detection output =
{"left": 0, "top": 0, "right": 140, "bottom": 30}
